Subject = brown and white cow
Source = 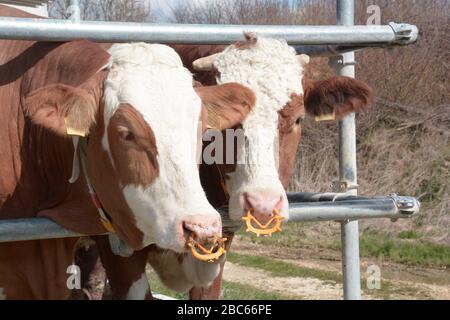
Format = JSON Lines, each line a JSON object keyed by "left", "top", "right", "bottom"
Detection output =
{"left": 0, "top": 5, "right": 255, "bottom": 299}
{"left": 89, "top": 34, "right": 373, "bottom": 299}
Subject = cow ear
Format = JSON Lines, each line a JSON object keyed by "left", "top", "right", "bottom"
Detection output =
{"left": 303, "top": 76, "right": 373, "bottom": 121}
{"left": 24, "top": 83, "right": 99, "bottom": 137}
{"left": 195, "top": 83, "right": 256, "bottom": 131}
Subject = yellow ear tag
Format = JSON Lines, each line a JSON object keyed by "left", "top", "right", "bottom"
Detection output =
{"left": 100, "top": 218, "right": 116, "bottom": 234}
{"left": 64, "top": 117, "right": 87, "bottom": 137}
{"left": 315, "top": 110, "right": 336, "bottom": 122}
{"left": 242, "top": 208, "right": 284, "bottom": 237}
{"left": 187, "top": 236, "right": 227, "bottom": 262}
{"left": 206, "top": 105, "right": 221, "bottom": 130}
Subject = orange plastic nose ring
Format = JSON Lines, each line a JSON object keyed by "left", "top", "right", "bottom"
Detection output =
{"left": 187, "top": 236, "right": 227, "bottom": 262}
{"left": 242, "top": 208, "right": 284, "bottom": 237}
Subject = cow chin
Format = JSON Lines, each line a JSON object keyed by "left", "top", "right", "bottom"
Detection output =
{"left": 148, "top": 247, "right": 223, "bottom": 293}
{"left": 181, "top": 254, "right": 224, "bottom": 288}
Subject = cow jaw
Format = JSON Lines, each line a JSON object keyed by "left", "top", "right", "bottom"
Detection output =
{"left": 214, "top": 37, "right": 304, "bottom": 221}
{"left": 147, "top": 247, "right": 223, "bottom": 292}
{"left": 100, "top": 43, "right": 220, "bottom": 251}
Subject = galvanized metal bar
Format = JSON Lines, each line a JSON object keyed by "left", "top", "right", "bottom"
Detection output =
{"left": 335, "top": 0, "right": 361, "bottom": 301}
{"left": 69, "top": 0, "right": 80, "bottom": 23}
{"left": 0, "top": 218, "right": 91, "bottom": 242}
{"left": 287, "top": 192, "right": 371, "bottom": 202}
{"left": 289, "top": 198, "right": 417, "bottom": 221}
{"left": 0, "top": 194, "right": 420, "bottom": 243}
{"left": 0, "top": 0, "right": 48, "bottom": 6}
{"left": 0, "top": 16, "right": 418, "bottom": 45}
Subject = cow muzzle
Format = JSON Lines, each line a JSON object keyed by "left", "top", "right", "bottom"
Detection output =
{"left": 240, "top": 191, "right": 286, "bottom": 237}
{"left": 182, "top": 217, "right": 227, "bottom": 262}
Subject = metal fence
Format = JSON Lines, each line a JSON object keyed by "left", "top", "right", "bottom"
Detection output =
{"left": 0, "top": 0, "right": 421, "bottom": 300}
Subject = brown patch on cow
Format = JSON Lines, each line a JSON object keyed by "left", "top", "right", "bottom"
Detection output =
{"left": 107, "top": 103, "right": 159, "bottom": 188}
{"left": 170, "top": 44, "right": 224, "bottom": 86}
{"left": 303, "top": 76, "right": 374, "bottom": 119}
{"left": 278, "top": 93, "right": 305, "bottom": 133}
{"left": 93, "top": 235, "right": 151, "bottom": 299}
{"left": 0, "top": 238, "right": 78, "bottom": 299}
{"left": 234, "top": 32, "right": 258, "bottom": 50}
{"left": 87, "top": 103, "right": 145, "bottom": 250}
{"left": 0, "top": 5, "right": 119, "bottom": 299}
{"left": 38, "top": 173, "right": 109, "bottom": 235}
{"left": 277, "top": 93, "right": 305, "bottom": 188}
{"left": 196, "top": 83, "right": 256, "bottom": 131}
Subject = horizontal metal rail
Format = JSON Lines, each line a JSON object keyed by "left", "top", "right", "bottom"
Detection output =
{"left": 0, "top": 0, "right": 48, "bottom": 6}
{"left": 0, "top": 17, "right": 418, "bottom": 45}
{"left": 0, "top": 218, "right": 99, "bottom": 242}
{"left": 221, "top": 193, "right": 420, "bottom": 231}
{"left": 0, "top": 193, "right": 418, "bottom": 242}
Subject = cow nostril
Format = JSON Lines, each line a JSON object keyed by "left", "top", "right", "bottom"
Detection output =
{"left": 275, "top": 195, "right": 284, "bottom": 211}
{"left": 182, "top": 219, "right": 221, "bottom": 245}
{"left": 182, "top": 221, "right": 193, "bottom": 242}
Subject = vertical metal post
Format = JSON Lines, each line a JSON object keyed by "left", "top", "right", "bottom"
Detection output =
{"left": 69, "top": 0, "right": 81, "bottom": 23}
{"left": 334, "top": 0, "right": 362, "bottom": 300}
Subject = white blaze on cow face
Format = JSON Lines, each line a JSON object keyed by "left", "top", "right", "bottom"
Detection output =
{"left": 102, "top": 43, "right": 221, "bottom": 251}
{"left": 213, "top": 37, "right": 304, "bottom": 222}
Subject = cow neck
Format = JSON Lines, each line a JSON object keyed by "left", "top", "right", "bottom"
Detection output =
{"left": 73, "top": 136, "right": 116, "bottom": 233}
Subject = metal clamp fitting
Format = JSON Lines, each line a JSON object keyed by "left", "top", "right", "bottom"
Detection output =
{"left": 388, "top": 22, "right": 419, "bottom": 45}
{"left": 388, "top": 193, "right": 421, "bottom": 215}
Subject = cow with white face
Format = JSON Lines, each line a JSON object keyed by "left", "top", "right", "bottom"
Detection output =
{"left": 184, "top": 34, "right": 373, "bottom": 299}
{"left": 204, "top": 37, "right": 300, "bottom": 224}
{"left": 0, "top": 5, "right": 257, "bottom": 299}
{"left": 95, "top": 43, "right": 225, "bottom": 252}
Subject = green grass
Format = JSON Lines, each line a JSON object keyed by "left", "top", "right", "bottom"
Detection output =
{"left": 146, "top": 252, "right": 426, "bottom": 300}
{"left": 236, "top": 221, "right": 322, "bottom": 248}
{"left": 331, "top": 233, "right": 450, "bottom": 267}
{"left": 147, "top": 270, "right": 295, "bottom": 300}
{"left": 237, "top": 221, "right": 450, "bottom": 267}
{"left": 398, "top": 230, "right": 420, "bottom": 239}
{"left": 227, "top": 252, "right": 424, "bottom": 299}
{"left": 227, "top": 252, "right": 341, "bottom": 283}
{"left": 221, "top": 281, "right": 294, "bottom": 300}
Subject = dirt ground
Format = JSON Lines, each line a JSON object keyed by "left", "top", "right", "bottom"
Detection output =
{"left": 224, "top": 237, "right": 450, "bottom": 300}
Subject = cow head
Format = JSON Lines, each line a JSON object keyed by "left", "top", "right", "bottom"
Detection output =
{"left": 23, "top": 42, "right": 255, "bottom": 253}
{"left": 193, "top": 34, "right": 373, "bottom": 224}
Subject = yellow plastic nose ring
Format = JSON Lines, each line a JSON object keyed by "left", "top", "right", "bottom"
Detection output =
{"left": 242, "top": 208, "right": 284, "bottom": 237}
{"left": 187, "top": 236, "right": 227, "bottom": 262}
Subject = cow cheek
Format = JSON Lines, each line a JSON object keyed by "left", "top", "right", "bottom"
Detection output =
{"left": 278, "top": 126, "right": 302, "bottom": 189}
{"left": 87, "top": 134, "right": 145, "bottom": 250}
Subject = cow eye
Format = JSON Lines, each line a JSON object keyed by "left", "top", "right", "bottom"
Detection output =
{"left": 295, "top": 116, "right": 305, "bottom": 125}
{"left": 117, "top": 126, "right": 135, "bottom": 142}
{"left": 122, "top": 131, "right": 135, "bottom": 141}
